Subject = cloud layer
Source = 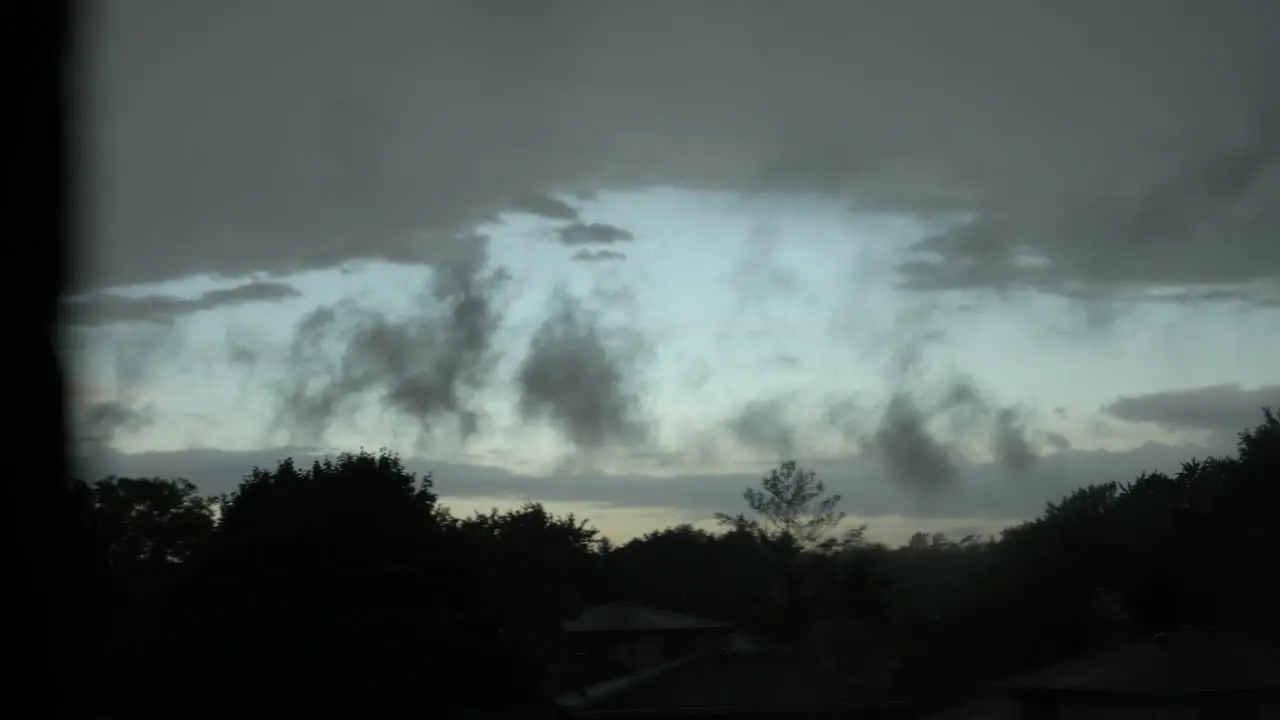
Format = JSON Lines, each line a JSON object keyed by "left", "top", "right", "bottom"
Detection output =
{"left": 78, "top": 0, "right": 1280, "bottom": 303}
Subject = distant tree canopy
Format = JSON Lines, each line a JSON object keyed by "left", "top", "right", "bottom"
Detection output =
{"left": 75, "top": 410, "right": 1279, "bottom": 716}
{"left": 86, "top": 476, "right": 214, "bottom": 566}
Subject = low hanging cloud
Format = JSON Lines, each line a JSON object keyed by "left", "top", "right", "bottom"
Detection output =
{"left": 866, "top": 393, "right": 961, "bottom": 493}
{"left": 74, "top": 399, "right": 153, "bottom": 455}
{"left": 727, "top": 397, "right": 798, "bottom": 461}
{"left": 62, "top": 280, "right": 300, "bottom": 327}
{"left": 556, "top": 222, "right": 635, "bottom": 246}
{"left": 65, "top": 319, "right": 192, "bottom": 457}
{"left": 1101, "top": 384, "right": 1280, "bottom": 439}
{"left": 516, "top": 290, "right": 650, "bottom": 452}
{"left": 992, "top": 407, "right": 1037, "bottom": 473}
{"left": 715, "top": 360, "right": 1043, "bottom": 493}
{"left": 1044, "top": 431, "right": 1073, "bottom": 453}
{"left": 88, "top": 433, "right": 1222, "bottom": 529}
{"left": 509, "top": 193, "right": 580, "bottom": 221}
{"left": 840, "top": 332, "right": 1043, "bottom": 491}
{"left": 571, "top": 249, "right": 627, "bottom": 263}
{"left": 274, "top": 234, "right": 509, "bottom": 445}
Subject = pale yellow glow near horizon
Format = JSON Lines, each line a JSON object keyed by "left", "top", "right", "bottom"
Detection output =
{"left": 437, "top": 494, "right": 1021, "bottom": 547}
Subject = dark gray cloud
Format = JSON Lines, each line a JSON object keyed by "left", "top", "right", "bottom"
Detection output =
{"left": 63, "top": 280, "right": 300, "bottom": 326}
{"left": 896, "top": 115, "right": 1280, "bottom": 302}
{"left": 509, "top": 193, "right": 580, "bottom": 221}
{"left": 851, "top": 339, "right": 1043, "bottom": 492}
{"left": 571, "top": 249, "right": 627, "bottom": 263}
{"left": 273, "top": 233, "right": 509, "bottom": 445}
{"left": 992, "top": 408, "right": 1037, "bottom": 474}
{"left": 74, "top": 399, "right": 153, "bottom": 454}
{"left": 1102, "top": 384, "right": 1280, "bottom": 440}
{"left": 270, "top": 241, "right": 653, "bottom": 452}
{"left": 727, "top": 398, "right": 797, "bottom": 461}
{"left": 81, "top": 1, "right": 1278, "bottom": 300}
{"left": 716, "top": 372, "right": 1043, "bottom": 493}
{"left": 556, "top": 222, "right": 634, "bottom": 246}
{"left": 1044, "top": 431, "right": 1073, "bottom": 453}
{"left": 866, "top": 393, "right": 961, "bottom": 492}
{"left": 516, "top": 290, "right": 650, "bottom": 451}
{"left": 86, "top": 436, "right": 1234, "bottom": 525}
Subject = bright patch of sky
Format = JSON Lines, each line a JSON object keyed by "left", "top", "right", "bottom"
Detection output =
{"left": 76, "top": 188, "right": 1279, "bottom": 471}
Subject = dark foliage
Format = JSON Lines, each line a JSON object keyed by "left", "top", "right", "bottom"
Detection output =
{"left": 78, "top": 411, "right": 1278, "bottom": 716}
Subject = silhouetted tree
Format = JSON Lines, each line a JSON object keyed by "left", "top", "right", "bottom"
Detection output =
{"left": 79, "top": 411, "right": 1280, "bottom": 715}
{"left": 713, "top": 461, "right": 873, "bottom": 653}
{"left": 602, "top": 524, "right": 774, "bottom": 628}
{"left": 89, "top": 476, "right": 215, "bottom": 569}
{"left": 79, "top": 476, "right": 216, "bottom": 716}
{"left": 158, "top": 450, "right": 524, "bottom": 714}
{"left": 894, "top": 409, "right": 1280, "bottom": 705}
{"left": 440, "top": 501, "right": 602, "bottom": 694}
{"left": 716, "top": 460, "right": 863, "bottom": 551}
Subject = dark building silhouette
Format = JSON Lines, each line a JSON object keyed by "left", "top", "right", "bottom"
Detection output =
{"left": 555, "top": 602, "right": 733, "bottom": 695}
{"left": 927, "top": 626, "right": 1280, "bottom": 719}
{"left": 556, "top": 602, "right": 906, "bottom": 719}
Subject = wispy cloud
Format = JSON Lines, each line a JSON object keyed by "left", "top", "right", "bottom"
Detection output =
{"left": 557, "top": 222, "right": 635, "bottom": 246}
{"left": 63, "top": 280, "right": 300, "bottom": 326}
{"left": 571, "top": 249, "right": 627, "bottom": 263}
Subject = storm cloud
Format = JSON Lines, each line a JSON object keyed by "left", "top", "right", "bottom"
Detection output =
{"left": 516, "top": 290, "right": 650, "bottom": 452}
{"left": 74, "top": 399, "right": 153, "bottom": 454}
{"left": 728, "top": 398, "right": 798, "bottom": 461}
{"left": 78, "top": 0, "right": 1280, "bottom": 305}
{"left": 273, "top": 233, "right": 509, "bottom": 445}
{"left": 68, "top": 2, "right": 1280, "bottom": 540}
{"left": 1102, "top": 384, "right": 1280, "bottom": 439}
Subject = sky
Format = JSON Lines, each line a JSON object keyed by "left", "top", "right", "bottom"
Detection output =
{"left": 66, "top": 1, "right": 1280, "bottom": 546}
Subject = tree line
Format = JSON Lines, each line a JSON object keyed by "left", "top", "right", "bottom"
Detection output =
{"left": 74, "top": 410, "right": 1278, "bottom": 715}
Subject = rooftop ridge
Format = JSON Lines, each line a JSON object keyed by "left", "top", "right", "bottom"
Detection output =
{"left": 563, "top": 602, "right": 730, "bottom": 633}
{"left": 556, "top": 653, "right": 705, "bottom": 709}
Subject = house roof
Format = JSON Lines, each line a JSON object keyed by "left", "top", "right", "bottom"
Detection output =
{"left": 562, "top": 603, "right": 730, "bottom": 634}
{"left": 557, "top": 655, "right": 703, "bottom": 710}
{"left": 992, "top": 626, "right": 1280, "bottom": 694}
{"left": 566, "top": 652, "right": 895, "bottom": 715}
